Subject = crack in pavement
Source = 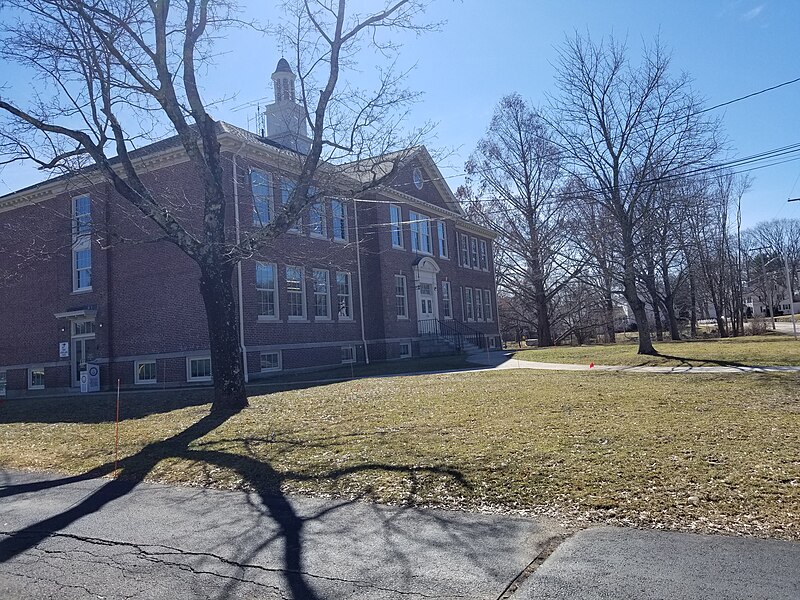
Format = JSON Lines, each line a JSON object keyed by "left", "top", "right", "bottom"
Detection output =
{"left": 0, "top": 530, "right": 456, "bottom": 599}
{"left": 495, "top": 534, "right": 570, "bottom": 600}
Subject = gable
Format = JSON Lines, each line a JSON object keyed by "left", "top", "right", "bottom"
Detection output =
{"left": 385, "top": 149, "right": 463, "bottom": 215}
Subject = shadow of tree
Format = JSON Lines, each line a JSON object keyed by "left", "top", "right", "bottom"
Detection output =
{"left": 0, "top": 409, "right": 471, "bottom": 599}
{"left": 626, "top": 353, "right": 753, "bottom": 369}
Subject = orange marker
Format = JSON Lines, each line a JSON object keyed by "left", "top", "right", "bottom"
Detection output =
{"left": 589, "top": 362, "right": 594, "bottom": 369}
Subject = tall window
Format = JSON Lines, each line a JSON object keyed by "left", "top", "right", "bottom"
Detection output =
{"left": 460, "top": 233, "right": 469, "bottom": 267}
{"left": 251, "top": 169, "right": 272, "bottom": 226}
{"left": 470, "top": 237, "right": 479, "bottom": 268}
{"left": 309, "top": 201, "right": 327, "bottom": 237}
{"left": 475, "top": 289, "right": 484, "bottom": 321}
{"left": 464, "top": 287, "right": 474, "bottom": 321}
{"left": 332, "top": 199, "right": 348, "bottom": 241}
{"left": 72, "top": 195, "right": 92, "bottom": 291}
{"left": 479, "top": 240, "right": 489, "bottom": 270}
{"left": 280, "top": 179, "right": 299, "bottom": 232}
{"left": 337, "top": 272, "right": 353, "bottom": 320}
{"left": 313, "top": 269, "right": 331, "bottom": 319}
{"left": 0, "top": 371, "right": 6, "bottom": 397}
{"left": 437, "top": 221, "right": 449, "bottom": 258}
{"left": 286, "top": 266, "right": 306, "bottom": 319}
{"left": 484, "top": 289, "right": 493, "bottom": 321}
{"left": 390, "top": 204, "right": 403, "bottom": 248}
{"left": 441, "top": 281, "right": 452, "bottom": 319}
{"left": 395, "top": 275, "right": 408, "bottom": 319}
{"left": 256, "top": 262, "right": 277, "bottom": 318}
{"left": 409, "top": 211, "right": 432, "bottom": 253}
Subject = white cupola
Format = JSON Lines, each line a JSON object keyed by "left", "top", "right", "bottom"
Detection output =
{"left": 265, "top": 58, "right": 311, "bottom": 154}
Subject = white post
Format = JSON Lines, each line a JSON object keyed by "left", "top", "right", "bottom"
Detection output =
{"left": 784, "top": 252, "right": 798, "bottom": 340}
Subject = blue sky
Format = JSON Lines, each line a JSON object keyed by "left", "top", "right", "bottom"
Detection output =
{"left": 1, "top": 0, "right": 798, "bottom": 227}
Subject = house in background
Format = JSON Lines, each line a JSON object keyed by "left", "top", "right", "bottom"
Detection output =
{"left": 0, "top": 60, "right": 499, "bottom": 398}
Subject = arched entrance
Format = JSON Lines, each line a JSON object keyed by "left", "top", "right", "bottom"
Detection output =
{"left": 413, "top": 257, "right": 440, "bottom": 334}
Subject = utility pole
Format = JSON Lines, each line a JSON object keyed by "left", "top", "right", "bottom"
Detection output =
{"left": 785, "top": 252, "right": 798, "bottom": 340}
{"left": 751, "top": 246, "right": 777, "bottom": 331}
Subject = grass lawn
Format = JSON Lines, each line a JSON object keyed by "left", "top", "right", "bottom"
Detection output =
{"left": 1, "top": 369, "right": 799, "bottom": 540}
{"left": 514, "top": 334, "right": 800, "bottom": 367}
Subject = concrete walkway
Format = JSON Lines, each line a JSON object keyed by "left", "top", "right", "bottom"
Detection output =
{"left": 466, "top": 350, "right": 800, "bottom": 374}
{"left": 1, "top": 470, "right": 798, "bottom": 599}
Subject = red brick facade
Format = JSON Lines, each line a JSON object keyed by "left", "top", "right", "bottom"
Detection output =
{"left": 0, "top": 134, "right": 499, "bottom": 397}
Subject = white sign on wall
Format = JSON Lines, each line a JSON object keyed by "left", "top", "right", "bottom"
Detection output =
{"left": 59, "top": 342, "right": 69, "bottom": 358}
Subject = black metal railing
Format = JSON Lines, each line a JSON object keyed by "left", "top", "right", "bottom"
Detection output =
{"left": 418, "top": 318, "right": 488, "bottom": 351}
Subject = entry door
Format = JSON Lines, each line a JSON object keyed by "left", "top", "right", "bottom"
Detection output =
{"left": 71, "top": 320, "right": 97, "bottom": 387}
{"left": 416, "top": 276, "right": 439, "bottom": 334}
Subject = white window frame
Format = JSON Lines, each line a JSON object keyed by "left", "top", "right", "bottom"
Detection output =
{"left": 479, "top": 240, "right": 489, "bottom": 271}
{"left": 260, "top": 351, "right": 282, "bottom": 372}
{"left": 309, "top": 200, "right": 328, "bottom": 238}
{"left": 390, "top": 204, "right": 404, "bottom": 248}
{"left": 251, "top": 169, "right": 273, "bottom": 226}
{"left": 341, "top": 345, "right": 356, "bottom": 364}
{"left": 72, "top": 195, "right": 92, "bottom": 292}
{"left": 286, "top": 265, "right": 307, "bottom": 320}
{"left": 187, "top": 356, "right": 212, "bottom": 382}
{"left": 465, "top": 287, "right": 474, "bottom": 321}
{"left": 484, "top": 289, "right": 493, "bottom": 322}
{"left": 134, "top": 360, "right": 158, "bottom": 385}
{"left": 470, "top": 237, "right": 479, "bottom": 269}
{"left": 475, "top": 289, "right": 484, "bottom": 321}
{"left": 395, "top": 274, "right": 408, "bottom": 320}
{"left": 0, "top": 370, "right": 6, "bottom": 397}
{"left": 460, "top": 233, "right": 470, "bottom": 267}
{"left": 28, "top": 367, "right": 45, "bottom": 390}
{"left": 332, "top": 199, "right": 348, "bottom": 242}
{"left": 256, "top": 262, "right": 279, "bottom": 320}
{"left": 437, "top": 221, "right": 449, "bottom": 259}
{"left": 409, "top": 211, "right": 432, "bottom": 254}
{"left": 312, "top": 268, "right": 331, "bottom": 320}
{"left": 336, "top": 271, "right": 353, "bottom": 321}
{"left": 399, "top": 342, "right": 412, "bottom": 359}
{"left": 441, "top": 281, "right": 452, "bottom": 319}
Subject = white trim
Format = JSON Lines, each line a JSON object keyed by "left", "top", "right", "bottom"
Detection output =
{"left": 256, "top": 261, "right": 279, "bottom": 320}
{"left": 399, "top": 342, "right": 412, "bottom": 359}
{"left": 134, "top": 360, "right": 158, "bottom": 385}
{"left": 336, "top": 271, "right": 354, "bottom": 321}
{"left": 186, "top": 356, "right": 212, "bottom": 382}
{"left": 312, "top": 268, "right": 332, "bottom": 321}
{"left": 479, "top": 239, "right": 489, "bottom": 271}
{"left": 341, "top": 345, "right": 356, "bottom": 364}
{"left": 395, "top": 274, "right": 408, "bottom": 320}
{"left": 260, "top": 350, "right": 282, "bottom": 372}
{"left": 28, "top": 367, "right": 45, "bottom": 390}
{"left": 437, "top": 220, "right": 449, "bottom": 259}
{"left": 286, "top": 265, "right": 307, "bottom": 320}
{"left": 390, "top": 204, "right": 404, "bottom": 249}
{"left": 251, "top": 168, "right": 274, "bottom": 226}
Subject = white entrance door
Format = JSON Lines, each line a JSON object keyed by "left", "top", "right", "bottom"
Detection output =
{"left": 414, "top": 258, "right": 440, "bottom": 334}
{"left": 71, "top": 319, "right": 97, "bottom": 387}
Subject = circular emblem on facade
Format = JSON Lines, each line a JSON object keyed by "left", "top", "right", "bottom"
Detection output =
{"left": 412, "top": 167, "right": 424, "bottom": 190}
{"left": 88, "top": 365, "right": 99, "bottom": 377}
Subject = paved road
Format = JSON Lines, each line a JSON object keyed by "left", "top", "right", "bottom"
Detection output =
{"left": 2, "top": 470, "right": 799, "bottom": 599}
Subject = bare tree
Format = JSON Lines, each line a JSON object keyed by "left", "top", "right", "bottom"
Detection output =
{"left": 465, "top": 94, "right": 578, "bottom": 347}
{"left": 0, "top": 0, "right": 433, "bottom": 411}
{"left": 549, "top": 34, "right": 720, "bottom": 355}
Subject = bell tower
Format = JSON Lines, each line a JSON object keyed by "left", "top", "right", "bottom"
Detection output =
{"left": 265, "top": 58, "right": 311, "bottom": 154}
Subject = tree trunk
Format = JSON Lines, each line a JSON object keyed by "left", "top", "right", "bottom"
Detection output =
{"left": 535, "top": 283, "right": 554, "bottom": 347}
{"left": 622, "top": 233, "right": 656, "bottom": 355}
{"left": 199, "top": 263, "right": 248, "bottom": 412}
{"left": 604, "top": 286, "right": 616, "bottom": 343}
{"left": 688, "top": 266, "right": 697, "bottom": 338}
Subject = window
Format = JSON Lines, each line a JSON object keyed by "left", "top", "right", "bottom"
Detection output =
{"left": 73, "top": 320, "right": 95, "bottom": 336}
{"left": 460, "top": 233, "right": 470, "bottom": 267}
{"left": 260, "top": 351, "right": 282, "bottom": 372}
{"left": 479, "top": 240, "right": 489, "bottom": 270}
{"left": 135, "top": 361, "right": 157, "bottom": 384}
{"left": 341, "top": 345, "right": 356, "bottom": 364}
{"left": 399, "top": 342, "right": 411, "bottom": 358}
{"left": 280, "top": 179, "right": 300, "bottom": 232}
{"left": 475, "top": 289, "right": 484, "bottom": 321}
{"left": 309, "top": 201, "right": 327, "bottom": 237}
{"left": 484, "top": 289, "right": 493, "bottom": 321}
{"left": 465, "top": 288, "right": 474, "bottom": 321}
{"left": 0, "top": 371, "right": 5, "bottom": 396}
{"left": 256, "top": 262, "right": 278, "bottom": 319}
{"left": 286, "top": 266, "right": 306, "bottom": 319}
{"left": 313, "top": 269, "right": 331, "bottom": 319}
{"left": 336, "top": 272, "right": 353, "bottom": 320}
{"left": 187, "top": 357, "right": 212, "bottom": 381}
{"left": 437, "top": 221, "right": 449, "bottom": 258}
{"left": 410, "top": 211, "right": 432, "bottom": 254}
{"left": 28, "top": 368, "right": 45, "bottom": 390}
{"left": 470, "top": 237, "right": 479, "bottom": 268}
{"left": 390, "top": 204, "right": 403, "bottom": 248}
{"left": 395, "top": 275, "right": 408, "bottom": 319}
{"left": 441, "top": 281, "right": 452, "bottom": 319}
{"left": 332, "top": 199, "right": 348, "bottom": 241}
{"left": 251, "top": 169, "right": 272, "bottom": 226}
{"left": 72, "top": 195, "right": 92, "bottom": 291}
